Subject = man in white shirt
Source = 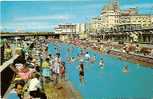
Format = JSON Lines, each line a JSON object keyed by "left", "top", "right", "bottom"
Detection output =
{"left": 52, "top": 61, "right": 60, "bottom": 85}
{"left": 28, "top": 73, "right": 42, "bottom": 98}
{"left": 53, "top": 61, "right": 60, "bottom": 75}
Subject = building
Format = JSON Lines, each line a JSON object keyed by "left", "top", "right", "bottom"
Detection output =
{"left": 119, "top": 15, "right": 153, "bottom": 31}
{"left": 121, "top": 8, "right": 138, "bottom": 15}
{"left": 76, "top": 23, "right": 88, "bottom": 39}
{"left": 89, "top": 0, "right": 120, "bottom": 33}
{"left": 54, "top": 24, "right": 76, "bottom": 34}
{"left": 88, "top": 0, "right": 153, "bottom": 33}
{"left": 54, "top": 23, "right": 87, "bottom": 40}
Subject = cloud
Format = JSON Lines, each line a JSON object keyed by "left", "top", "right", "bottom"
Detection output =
{"left": 1, "top": 14, "right": 77, "bottom": 31}
{"left": 14, "top": 15, "right": 75, "bottom": 21}
{"left": 121, "top": 3, "right": 153, "bottom": 9}
{"left": 2, "top": 22, "right": 57, "bottom": 32}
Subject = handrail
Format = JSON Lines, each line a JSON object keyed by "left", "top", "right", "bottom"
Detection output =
{"left": 0, "top": 55, "right": 19, "bottom": 72}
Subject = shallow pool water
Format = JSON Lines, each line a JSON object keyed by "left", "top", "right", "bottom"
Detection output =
{"left": 48, "top": 42, "right": 153, "bottom": 99}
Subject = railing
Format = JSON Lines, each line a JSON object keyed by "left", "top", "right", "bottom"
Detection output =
{"left": 0, "top": 44, "right": 19, "bottom": 98}
{"left": 0, "top": 54, "right": 18, "bottom": 98}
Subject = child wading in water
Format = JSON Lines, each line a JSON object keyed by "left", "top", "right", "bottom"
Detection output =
{"left": 60, "top": 62, "right": 66, "bottom": 81}
{"left": 99, "top": 58, "right": 104, "bottom": 69}
{"left": 122, "top": 65, "right": 128, "bottom": 73}
{"left": 79, "top": 63, "right": 85, "bottom": 85}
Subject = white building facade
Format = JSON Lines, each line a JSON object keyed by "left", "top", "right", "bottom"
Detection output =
{"left": 88, "top": 0, "right": 153, "bottom": 33}
{"left": 54, "top": 24, "right": 76, "bottom": 34}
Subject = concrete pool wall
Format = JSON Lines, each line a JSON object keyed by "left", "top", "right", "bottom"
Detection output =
{"left": 108, "top": 50, "right": 153, "bottom": 66}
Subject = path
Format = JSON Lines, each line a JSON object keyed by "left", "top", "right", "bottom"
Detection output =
{"left": 44, "top": 80, "right": 82, "bottom": 99}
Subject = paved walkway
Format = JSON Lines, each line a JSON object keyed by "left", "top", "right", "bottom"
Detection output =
{"left": 44, "top": 81, "right": 82, "bottom": 99}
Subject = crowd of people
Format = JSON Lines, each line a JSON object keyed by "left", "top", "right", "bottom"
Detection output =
{"left": 5, "top": 38, "right": 67, "bottom": 99}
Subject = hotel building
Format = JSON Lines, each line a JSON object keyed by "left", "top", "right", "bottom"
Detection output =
{"left": 88, "top": 0, "right": 153, "bottom": 43}
{"left": 89, "top": 0, "right": 153, "bottom": 32}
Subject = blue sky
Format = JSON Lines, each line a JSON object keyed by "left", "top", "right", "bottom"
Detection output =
{"left": 1, "top": 0, "right": 153, "bottom": 32}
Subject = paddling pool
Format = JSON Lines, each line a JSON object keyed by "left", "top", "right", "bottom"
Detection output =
{"left": 48, "top": 42, "right": 153, "bottom": 99}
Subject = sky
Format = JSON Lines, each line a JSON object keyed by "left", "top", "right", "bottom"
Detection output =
{"left": 1, "top": 0, "right": 153, "bottom": 32}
